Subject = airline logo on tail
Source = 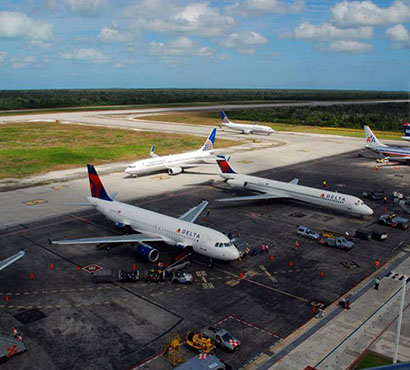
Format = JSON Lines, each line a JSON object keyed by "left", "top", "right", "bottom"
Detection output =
{"left": 221, "top": 111, "right": 231, "bottom": 124}
{"left": 367, "top": 135, "right": 376, "bottom": 143}
{"left": 202, "top": 128, "right": 217, "bottom": 151}
{"left": 216, "top": 158, "right": 236, "bottom": 174}
{"left": 404, "top": 122, "right": 410, "bottom": 136}
{"left": 87, "top": 164, "right": 112, "bottom": 201}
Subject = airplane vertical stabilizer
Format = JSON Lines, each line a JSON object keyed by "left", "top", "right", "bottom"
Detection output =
{"left": 221, "top": 111, "right": 231, "bottom": 124}
{"left": 403, "top": 122, "right": 410, "bottom": 137}
{"left": 201, "top": 128, "right": 217, "bottom": 151}
{"left": 364, "top": 126, "right": 387, "bottom": 147}
{"left": 87, "top": 164, "right": 112, "bottom": 201}
{"left": 216, "top": 158, "right": 236, "bottom": 174}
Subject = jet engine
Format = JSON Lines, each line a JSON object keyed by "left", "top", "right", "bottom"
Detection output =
{"left": 243, "top": 130, "right": 252, "bottom": 135}
{"left": 227, "top": 179, "right": 248, "bottom": 188}
{"left": 168, "top": 167, "right": 183, "bottom": 175}
{"left": 135, "top": 243, "right": 160, "bottom": 262}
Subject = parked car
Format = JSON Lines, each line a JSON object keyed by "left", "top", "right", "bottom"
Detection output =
{"left": 202, "top": 326, "right": 241, "bottom": 352}
{"left": 362, "top": 190, "right": 385, "bottom": 201}
{"left": 378, "top": 214, "right": 409, "bottom": 229}
{"left": 296, "top": 225, "right": 320, "bottom": 240}
{"left": 319, "top": 236, "right": 354, "bottom": 251}
{"left": 171, "top": 271, "right": 193, "bottom": 284}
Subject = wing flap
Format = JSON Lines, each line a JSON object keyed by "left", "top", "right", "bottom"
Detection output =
{"left": 179, "top": 200, "right": 208, "bottom": 223}
{"left": 50, "top": 234, "right": 163, "bottom": 246}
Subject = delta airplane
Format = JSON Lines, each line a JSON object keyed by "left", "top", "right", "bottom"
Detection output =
{"left": 51, "top": 165, "right": 240, "bottom": 262}
{"left": 220, "top": 111, "right": 274, "bottom": 135}
{"left": 401, "top": 122, "right": 410, "bottom": 142}
{"left": 365, "top": 126, "right": 410, "bottom": 164}
{"left": 125, "top": 128, "right": 219, "bottom": 176}
{"left": 0, "top": 250, "right": 25, "bottom": 271}
{"left": 215, "top": 158, "right": 373, "bottom": 216}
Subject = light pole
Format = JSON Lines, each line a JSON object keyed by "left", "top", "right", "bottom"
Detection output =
{"left": 393, "top": 274, "right": 408, "bottom": 364}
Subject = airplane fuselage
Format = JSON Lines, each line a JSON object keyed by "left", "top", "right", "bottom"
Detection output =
{"left": 125, "top": 149, "right": 213, "bottom": 176}
{"left": 367, "top": 145, "right": 410, "bottom": 162}
{"left": 222, "top": 122, "right": 273, "bottom": 135}
{"left": 222, "top": 174, "right": 373, "bottom": 216}
{"left": 88, "top": 197, "right": 239, "bottom": 261}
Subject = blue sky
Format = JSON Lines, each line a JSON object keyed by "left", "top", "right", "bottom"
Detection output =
{"left": 0, "top": 0, "right": 409, "bottom": 90}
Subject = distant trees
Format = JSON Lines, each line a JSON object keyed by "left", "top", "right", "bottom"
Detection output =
{"left": 0, "top": 88, "right": 408, "bottom": 110}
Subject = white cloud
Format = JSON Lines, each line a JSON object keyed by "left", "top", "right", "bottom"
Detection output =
{"left": 0, "top": 52, "right": 7, "bottom": 63}
{"left": 99, "top": 26, "right": 133, "bottom": 43}
{"left": 227, "top": 0, "right": 305, "bottom": 15}
{"left": 386, "top": 24, "right": 409, "bottom": 42}
{"left": 61, "top": 48, "right": 111, "bottom": 63}
{"left": 149, "top": 37, "right": 216, "bottom": 57}
{"left": 11, "top": 56, "right": 37, "bottom": 69}
{"left": 125, "top": 0, "right": 235, "bottom": 37}
{"left": 323, "top": 40, "right": 372, "bottom": 53}
{"left": 221, "top": 31, "right": 267, "bottom": 54}
{"left": 47, "top": 0, "right": 58, "bottom": 10}
{"left": 288, "top": 22, "right": 372, "bottom": 41}
{"left": 0, "top": 12, "right": 53, "bottom": 41}
{"left": 63, "top": 0, "right": 107, "bottom": 16}
{"left": 332, "top": 1, "right": 410, "bottom": 27}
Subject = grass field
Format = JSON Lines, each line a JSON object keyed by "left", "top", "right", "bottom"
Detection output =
{"left": 139, "top": 112, "right": 404, "bottom": 141}
{"left": 353, "top": 351, "right": 392, "bottom": 369}
{"left": 0, "top": 122, "right": 236, "bottom": 179}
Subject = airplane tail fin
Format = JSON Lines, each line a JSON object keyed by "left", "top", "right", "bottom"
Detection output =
{"left": 216, "top": 156, "right": 236, "bottom": 174}
{"left": 221, "top": 111, "right": 231, "bottom": 125}
{"left": 201, "top": 128, "right": 217, "bottom": 151}
{"left": 87, "top": 164, "right": 112, "bottom": 201}
{"left": 364, "top": 126, "right": 386, "bottom": 147}
{"left": 403, "top": 122, "right": 410, "bottom": 137}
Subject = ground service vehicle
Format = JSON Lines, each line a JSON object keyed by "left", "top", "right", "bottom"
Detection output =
{"left": 296, "top": 225, "right": 320, "bottom": 240}
{"left": 355, "top": 229, "right": 372, "bottom": 240}
{"left": 175, "top": 354, "right": 229, "bottom": 370}
{"left": 378, "top": 214, "right": 409, "bottom": 229}
{"left": 363, "top": 190, "right": 385, "bottom": 200}
{"left": 118, "top": 270, "right": 140, "bottom": 282}
{"left": 185, "top": 332, "right": 215, "bottom": 353}
{"left": 171, "top": 271, "right": 193, "bottom": 284}
{"left": 202, "top": 327, "right": 241, "bottom": 352}
{"left": 319, "top": 236, "right": 354, "bottom": 250}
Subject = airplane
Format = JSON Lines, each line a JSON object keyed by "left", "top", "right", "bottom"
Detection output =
{"left": 215, "top": 157, "right": 373, "bottom": 216}
{"left": 220, "top": 111, "right": 274, "bottom": 135}
{"left": 364, "top": 126, "right": 410, "bottom": 164}
{"left": 50, "top": 165, "right": 240, "bottom": 262}
{"left": 125, "top": 128, "right": 219, "bottom": 176}
{"left": 401, "top": 122, "right": 410, "bottom": 142}
{"left": 0, "top": 250, "right": 25, "bottom": 272}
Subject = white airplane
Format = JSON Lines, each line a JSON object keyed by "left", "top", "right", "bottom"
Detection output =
{"left": 220, "top": 111, "right": 274, "bottom": 135}
{"left": 125, "top": 128, "right": 219, "bottom": 176}
{"left": 51, "top": 165, "right": 240, "bottom": 262}
{"left": 401, "top": 122, "right": 410, "bottom": 142}
{"left": 0, "top": 250, "right": 25, "bottom": 272}
{"left": 365, "top": 126, "right": 410, "bottom": 164}
{"left": 215, "top": 158, "right": 373, "bottom": 217}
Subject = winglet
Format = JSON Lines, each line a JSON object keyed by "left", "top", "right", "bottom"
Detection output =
{"left": 201, "top": 128, "right": 217, "bottom": 151}
{"left": 87, "top": 164, "right": 112, "bottom": 201}
{"left": 216, "top": 157, "right": 236, "bottom": 174}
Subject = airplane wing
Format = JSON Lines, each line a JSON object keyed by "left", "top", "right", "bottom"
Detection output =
{"left": 0, "top": 250, "right": 25, "bottom": 272}
{"left": 217, "top": 194, "right": 288, "bottom": 202}
{"left": 388, "top": 156, "right": 410, "bottom": 162}
{"left": 179, "top": 200, "right": 208, "bottom": 223}
{"left": 50, "top": 234, "right": 163, "bottom": 246}
{"left": 289, "top": 178, "right": 299, "bottom": 185}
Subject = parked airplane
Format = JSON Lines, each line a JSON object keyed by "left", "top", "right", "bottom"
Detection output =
{"left": 365, "top": 126, "right": 410, "bottom": 164}
{"left": 0, "top": 250, "right": 25, "bottom": 272}
{"left": 220, "top": 111, "right": 274, "bottom": 135}
{"left": 125, "top": 128, "right": 219, "bottom": 176}
{"left": 401, "top": 122, "right": 410, "bottom": 142}
{"left": 51, "top": 165, "right": 240, "bottom": 262}
{"left": 215, "top": 158, "right": 373, "bottom": 216}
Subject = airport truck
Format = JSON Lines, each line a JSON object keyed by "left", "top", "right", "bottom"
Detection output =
{"left": 0, "top": 330, "right": 25, "bottom": 363}
{"left": 318, "top": 236, "right": 354, "bottom": 251}
{"left": 378, "top": 214, "right": 409, "bottom": 229}
{"left": 202, "top": 327, "right": 241, "bottom": 352}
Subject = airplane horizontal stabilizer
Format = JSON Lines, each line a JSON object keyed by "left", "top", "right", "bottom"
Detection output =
{"left": 0, "top": 250, "right": 25, "bottom": 272}
{"left": 179, "top": 200, "right": 208, "bottom": 223}
{"left": 216, "top": 193, "right": 287, "bottom": 202}
{"left": 50, "top": 234, "right": 163, "bottom": 246}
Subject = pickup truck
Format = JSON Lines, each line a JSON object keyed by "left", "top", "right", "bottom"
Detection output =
{"left": 202, "top": 327, "right": 241, "bottom": 352}
{"left": 319, "top": 236, "right": 354, "bottom": 251}
{"left": 296, "top": 225, "right": 320, "bottom": 240}
{"left": 378, "top": 214, "right": 409, "bottom": 230}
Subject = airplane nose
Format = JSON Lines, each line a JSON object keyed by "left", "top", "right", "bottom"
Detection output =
{"left": 365, "top": 206, "right": 374, "bottom": 216}
{"left": 125, "top": 167, "right": 132, "bottom": 174}
{"left": 229, "top": 246, "right": 240, "bottom": 261}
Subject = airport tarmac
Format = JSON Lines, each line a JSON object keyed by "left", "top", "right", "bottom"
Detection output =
{"left": 1, "top": 147, "right": 409, "bottom": 369}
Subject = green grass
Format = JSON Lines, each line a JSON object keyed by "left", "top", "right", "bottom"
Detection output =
{"left": 0, "top": 122, "right": 236, "bottom": 179}
{"left": 140, "top": 112, "right": 404, "bottom": 140}
{"left": 353, "top": 351, "right": 392, "bottom": 369}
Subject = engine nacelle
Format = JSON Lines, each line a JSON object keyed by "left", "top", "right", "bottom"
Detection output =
{"left": 135, "top": 243, "right": 159, "bottom": 263}
{"left": 168, "top": 167, "right": 183, "bottom": 175}
{"left": 243, "top": 130, "right": 252, "bottom": 135}
{"left": 227, "top": 179, "right": 248, "bottom": 188}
